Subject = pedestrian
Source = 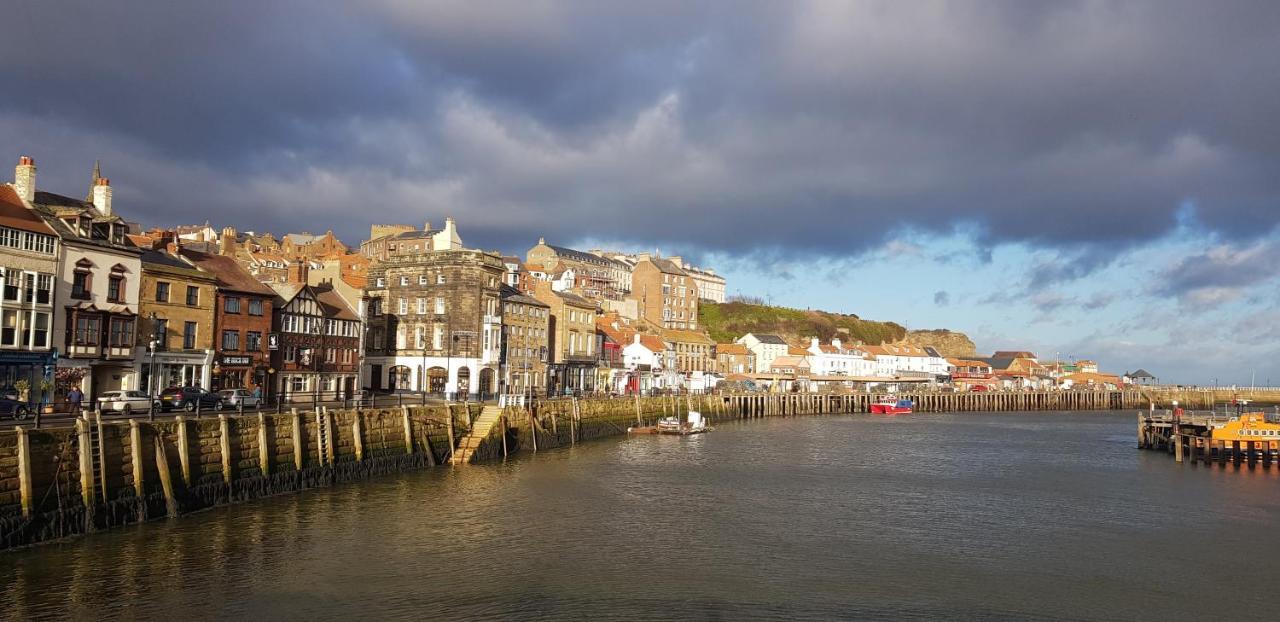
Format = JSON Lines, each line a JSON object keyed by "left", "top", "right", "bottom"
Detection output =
{"left": 67, "top": 386, "right": 83, "bottom": 418}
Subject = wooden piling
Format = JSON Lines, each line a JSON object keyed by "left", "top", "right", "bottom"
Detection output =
{"left": 154, "top": 436, "right": 179, "bottom": 518}
{"left": 129, "top": 419, "right": 144, "bottom": 496}
{"left": 15, "top": 427, "right": 32, "bottom": 519}
{"left": 175, "top": 415, "right": 191, "bottom": 487}
{"left": 258, "top": 413, "right": 271, "bottom": 475}
{"left": 76, "top": 418, "right": 94, "bottom": 514}
{"left": 403, "top": 406, "right": 415, "bottom": 455}
{"left": 352, "top": 411, "right": 365, "bottom": 462}
{"left": 292, "top": 410, "right": 304, "bottom": 470}
{"left": 218, "top": 414, "right": 233, "bottom": 485}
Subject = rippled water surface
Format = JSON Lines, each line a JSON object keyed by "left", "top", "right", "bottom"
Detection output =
{"left": 3, "top": 411, "right": 1278, "bottom": 621}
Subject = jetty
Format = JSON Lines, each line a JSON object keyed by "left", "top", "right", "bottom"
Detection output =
{"left": 1138, "top": 407, "right": 1280, "bottom": 466}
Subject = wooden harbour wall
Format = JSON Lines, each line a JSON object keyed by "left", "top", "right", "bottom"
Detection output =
{"left": 0, "top": 390, "right": 1139, "bottom": 550}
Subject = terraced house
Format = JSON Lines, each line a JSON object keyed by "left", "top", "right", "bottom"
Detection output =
{"left": 270, "top": 262, "right": 361, "bottom": 401}
{"left": 134, "top": 248, "right": 217, "bottom": 393}
{"left": 630, "top": 254, "right": 698, "bottom": 330}
{"left": 532, "top": 282, "right": 598, "bottom": 395}
{"left": 179, "top": 248, "right": 277, "bottom": 392}
{"left": 363, "top": 244, "right": 504, "bottom": 398}
{"left": 25, "top": 158, "right": 143, "bottom": 399}
{"left": 0, "top": 176, "right": 59, "bottom": 406}
{"left": 498, "top": 284, "right": 550, "bottom": 398}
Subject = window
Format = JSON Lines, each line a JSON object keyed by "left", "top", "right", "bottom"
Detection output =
{"left": 31, "top": 312, "right": 48, "bottom": 348}
{"left": 109, "top": 318, "right": 133, "bottom": 347}
{"left": 437, "top": 274, "right": 445, "bottom": 284}
{"left": 186, "top": 286, "right": 199, "bottom": 306}
{"left": 0, "top": 226, "right": 54, "bottom": 254}
{"left": 433, "top": 325, "right": 443, "bottom": 350}
{"left": 222, "top": 330, "right": 240, "bottom": 351}
{"left": 247, "top": 331, "right": 262, "bottom": 352}
{"left": 109, "top": 275, "right": 125, "bottom": 303}
{"left": 376, "top": 277, "right": 385, "bottom": 287}
{"left": 398, "top": 299, "right": 408, "bottom": 315}
{"left": 416, "top": 326, "right": 426, "bottom": 348}
{"left": 154, "top": 319, "right": 168, "bottom": 348}
{"left": 0, "top": 310, "right": 16, "bottom": 346}
{"left": 417, "top": 298, "right": 426, "bottom": 314}
{"left": 400, "top": 276, "right": 408, "bottom": 286}
{"left": 435, "top": 297, "right": 445, "bottom": 314}
{"left": 289, "top": 376, "right": 305, "bottom": 392}
{"left": 325, "top": 348, "right": 335, "bottom": 363}
{"left": 285, "top": 346, "right": 296, "bottom": 362}
{"left": 71, "top": 271, "right": 91, "bottom": 299}
{"left": 35, "top": 274, "right": 51, "bottom": 305}
{"left": 74, "top": 316, "right": 100, "bottom": 344}
{"left": 248, "top": 298, "right": 263, "bottom": 315}
{"left": 224, "top": 297, "right": 241, "bottom": 314}
{"left": 155, "top": 281, "right": 170, "bottom": 303}
{"left": 183, "top": 321, "right": 197, "bottom": 349}
{"left": 419, "top": 274, "right": 428, "bottom": 285}
{"left": 1, "top": 271, "right": 17, "bottom": 302}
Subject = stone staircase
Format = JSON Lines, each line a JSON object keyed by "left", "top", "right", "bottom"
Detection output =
{"left": 451, "top": 405, "right": 504, "bottom": 465}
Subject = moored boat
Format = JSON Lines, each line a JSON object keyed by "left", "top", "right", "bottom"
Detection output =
{"left": 629, "top": 411, "right": 713, "bottom": 435}
{"left": 870, "top": 396, "right": 913, "bottom": 415}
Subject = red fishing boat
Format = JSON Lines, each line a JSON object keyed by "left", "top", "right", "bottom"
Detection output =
{"left": 870, "top": 396, "right": 913, "bottom": 415}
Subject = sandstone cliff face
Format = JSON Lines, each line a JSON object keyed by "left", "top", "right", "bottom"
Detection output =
{"left": 907, "top": 329, "right": 977, "bottom": 358}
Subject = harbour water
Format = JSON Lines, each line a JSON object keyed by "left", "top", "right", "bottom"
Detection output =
{"left": 3, "top": 411, "right": 1277, "bottom": 620}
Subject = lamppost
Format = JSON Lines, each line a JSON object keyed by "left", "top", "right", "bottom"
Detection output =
{"left": 147, "top": 312, "right": 159, "bottom": 421}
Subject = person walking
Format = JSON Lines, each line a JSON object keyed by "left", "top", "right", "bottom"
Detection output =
{"left": 67, "top": 386, "right": 84, "bottom": 418}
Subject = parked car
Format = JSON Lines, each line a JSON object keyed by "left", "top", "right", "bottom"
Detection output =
{"left": 0, "top": 397, "right": 30, "bottom": 421}
{"left": 217, "top": 388, "right": 262, "bottom": 409}
{"left": 158, "top": 386, "right": 224, "bottom": 412}
{"left": 97, "top": 390, "right": 159, "bottom": 415}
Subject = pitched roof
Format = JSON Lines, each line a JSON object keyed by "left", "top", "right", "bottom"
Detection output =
{"left": 178, "top": 249, "right": 277, "bottom": 296}
{"left": 637, "top": 334, "right": 667, "bottom": 352}
{"left": 499, "top": 283, "right": 549, "bottom": 307}
{"left": 545, "top": 244, "right": 617, "bottom": 267}
{"left": 788, "top": 346, "right": 809, "bottom": 356}
{"left": 769, "top": 355, "right": 810, "bottom": 368}
{"left": 661, "top": 329, "right": 715, "bottom": 344}
{"left": 750, "top": 334, "right": 788, "bottom": 345}
{"left": 648, "top": 257, "right": 688, "bottom": 276}
{"left": 314, "top": 285, "right": 359, "bottom": 321}
{"left": 1127, "top": 368, "right": 1156, "bottom": 378}
{"left": 552, "top": 289, "right": 596, "bottom": 308}
{"left": 993, "top": 350, "right": 1037, "bottom": 359}
{"left": 0, "top": 185, "right": 57, "bottom": 236}
{"left": 716, "top": 343, "right": 748, "bottom": 355}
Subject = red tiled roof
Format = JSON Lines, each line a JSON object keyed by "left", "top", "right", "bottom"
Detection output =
{"left": 0, "top": 185, "right": 57, "bottom": 236}
{"left": 178, "top": 248, "right": 277, "bottom": 296}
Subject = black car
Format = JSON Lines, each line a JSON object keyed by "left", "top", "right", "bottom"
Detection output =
{"left": 157, "top": 386, "right": 224, "bottom": 412}
{"left": 0, "top": 397, "right": 31, "bottom": 420}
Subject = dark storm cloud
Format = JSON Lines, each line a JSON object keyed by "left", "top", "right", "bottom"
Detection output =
{"left": 1153, "top": 238, "right": 1280, "bottom": 304}
{"left": 3, "top": 1, "right": 1279, "bottom": 259}
{"left": 933, "top": 291, "right": 950, "bottom": 306}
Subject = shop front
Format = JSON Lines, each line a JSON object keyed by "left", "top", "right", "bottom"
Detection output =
{"left": 213, "top": 354, "right": 265, "bottom": 391}
{"left": 0, "top": 350, "right": 55, "bottom": 405}
{"left": 138, "top": 350, "right": 213, "bottom": 394}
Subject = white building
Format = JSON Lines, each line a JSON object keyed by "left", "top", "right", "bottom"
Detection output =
{"left": 736, "top": 333, "right": 790, "bottom": 373}
{"left": 864, "top": 344, "right": 950, "bottom": 379}
{"left": 806, "top": 338, "right": 875, "bottom": 377}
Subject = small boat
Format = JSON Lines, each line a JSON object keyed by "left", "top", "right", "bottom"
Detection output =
{"left": 629, "top": 411, "right": 713, "bottom": 435}
{"left": 870, "top": 396, "right": 913, "bottom": 415}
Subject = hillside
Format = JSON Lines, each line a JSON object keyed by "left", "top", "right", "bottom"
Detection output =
{"left": 699, "top": 301, "right": 907, "bottom": 345}
{"left": 906, "top": 329, "right": 977, "bottom": 358}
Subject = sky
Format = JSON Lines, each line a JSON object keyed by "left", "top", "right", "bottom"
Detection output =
{"left": 3, "top": 1, "right": 1279, "bottom": 385}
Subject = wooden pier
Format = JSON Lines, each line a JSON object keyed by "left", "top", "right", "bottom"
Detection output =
{"left": 1138, "top": 410, "right": 1280, "bottom": 467}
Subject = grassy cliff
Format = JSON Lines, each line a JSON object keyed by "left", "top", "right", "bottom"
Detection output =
{"left": 699, "top": 301, "right": 907, "bottom": 345}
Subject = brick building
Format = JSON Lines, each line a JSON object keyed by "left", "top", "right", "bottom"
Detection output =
{"left": 135, "top": 248, "right": 217, "bottom": 392}
{"left": 270, "top": 264, "right": 361, "bottom": 401}
{"left": 629, "top": 254, "right": 698, "bottom": 330}
{"left": 526, "top": 238, "right": 629, "bottom": 300}
{"left": 179, "top": 248, "right": 277, "bottom": 392}
{"left": 498, "top": 284, "right": 549, "bottom": 397}
{"left": 714, "top": 343, "right": 756, "bottom": 375}
{"left": 532, "top": 283, "right": 598, "bottom": 395}
{"left": 363, "top": 247, "right": 504, "bottom": 398}
{"left": 0, "top": 179, "right": 60, "bottom": 406}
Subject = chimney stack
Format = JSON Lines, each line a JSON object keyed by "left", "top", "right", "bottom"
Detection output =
{"left": 220, "top": 227, "right": 237, "bottom": 256}
{"left": 92, "top": 177, "right": 112, "bottom": 216}
{"left": 637, "top": 252, "right": 652, "bottom": 262}
{"left": 669, "top": 256, "right": 684, "bottom": 268}
{"left": 14, "top": 156, "right": 35, "bottom": 203}
{"left": 288, "top": 258, "right": 310, "bottom": 285}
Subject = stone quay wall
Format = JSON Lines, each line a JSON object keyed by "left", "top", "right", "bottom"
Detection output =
{"left": 0, "top": 390, "right": 1141, "bottom": 550}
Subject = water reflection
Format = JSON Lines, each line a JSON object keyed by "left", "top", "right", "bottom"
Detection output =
{"left": 2, "top": 411, "right": 1277, "bottom": 620}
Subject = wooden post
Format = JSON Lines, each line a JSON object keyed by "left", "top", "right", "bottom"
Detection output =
{"left": 403, "top": 406, "right": 414, "bottom": 455}
{"left": 176, "top": 415, "right": 191, "bottom": 487}
{"left": 445, "top": 406, "right": 455, "bottom": 460}
{"left": 501, "top": 414, "right": 509, "bottom": 459}
{"left": 352, "top": 411, "right": 365, "bottom": 462}
{"left": 1174, "top": 432, "right": 1184, "bottom": 463}
{"left": 218, "top": 414, "right": 233, "bottom": 485}
{"left": 258, "top": 413, "right": 270, "bottom": 475}
{"left": 528, "top": 408, "right": 538, "bottom": 453}
{"left": 154, "top": 436, "right": 179, "bottom": 518}
{"left": 16, "top": 427, "right": 33, "bottom": 519}
{"left": 634, "top": 394, "right": 642, "bottom": 427}
{"left": 76, "top": 418, "right": 95, "bottom": 516}
{"left": 129, "top": 419, "right": 144, "bottom": 497}
{"left": 292, "top": 410, "right": 304, "bottom": 471}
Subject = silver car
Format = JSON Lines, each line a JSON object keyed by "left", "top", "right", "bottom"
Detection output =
{"left": 217, "top": 388, "right": 262, "bottom": 409}
{"left": 98, "top": 390, "right": 157, "bottom": 415}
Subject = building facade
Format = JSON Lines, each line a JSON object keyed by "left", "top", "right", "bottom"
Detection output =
{"left": 271, "top": 280, "right": 361, "bottom": 401}
{"left": 27, "top": 161, "right": 143, "bottom": 399}
{"left": 533, "top": 284, "right": 598, "bottom": 395}
{"left": 179, "top": 249, "right": 277, "bottom": 392}
{"left": 135, "top": 249, "right": 217, "bottom": 393}
{"left": 0, "top": 180, "right": 60, "bottom": 406}
{"left": 527, "top": 238, "right": 628, "bottom": 300}
{"left": 630, "top": 254, "right": 698, "bottom": 330}
{"left": 714, "top": 343, "right": 755, "bottom": 376}
{"left": 736, "top": 333, "right": 789, "bottom": 374}
{"left": 363, "top": 248, "right": 504, "bottom": 398}
{"left": 498, "top": 284, "right": 549, "bottom": 397}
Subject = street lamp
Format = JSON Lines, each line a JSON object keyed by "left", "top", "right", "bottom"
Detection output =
{"left": 147, "top": 312, "right": 159, "bottom": 421}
